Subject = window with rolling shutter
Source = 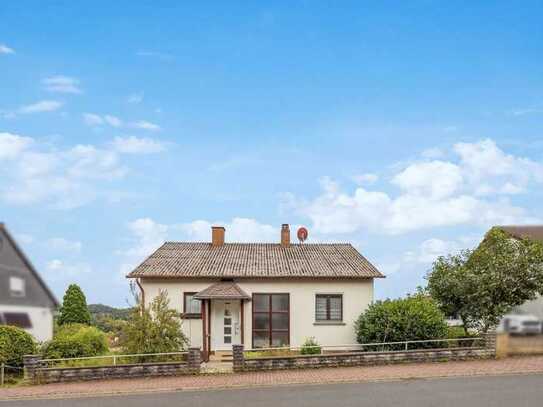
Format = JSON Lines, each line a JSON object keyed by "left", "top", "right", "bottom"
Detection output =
{"left": 315, "top": 294, "right": 343, "bottom": 322}
{"left": 2, "top": 312, "right": 32, "bottom": 328}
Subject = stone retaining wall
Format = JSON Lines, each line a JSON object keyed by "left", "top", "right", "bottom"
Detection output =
{"left": 24, "top": 347, "right": 201, "bottom": 384}
{"left": 233, "top": 333, "right": 497, "bottom": 372}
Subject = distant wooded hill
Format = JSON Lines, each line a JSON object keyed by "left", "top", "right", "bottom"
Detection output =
{"left": 88, "top": 304, "right": 131, "bottom": 321}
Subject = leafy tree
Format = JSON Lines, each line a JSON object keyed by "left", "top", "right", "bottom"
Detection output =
{"left": 123, "top": 290, "right": 188, "bottom": 355}
{"left": 426, "top": 250, "right": 475, "bottom": 335}
{"left": 355, "top": 294, "right": 448, "bottom": 348}
{"left": 58, "top": 284, "right": 92, "bottom": 326}
{"left": 0, "top": 326, "right": 36, "bottom": 366}
{"left": 427, "top": 227, "right": 543, "bottom": 332}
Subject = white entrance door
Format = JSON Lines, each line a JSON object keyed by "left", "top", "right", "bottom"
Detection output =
{"left": 211, "top": 300, "right": 241, "bottom": 351}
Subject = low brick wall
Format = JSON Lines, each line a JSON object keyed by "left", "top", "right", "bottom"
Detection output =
{"left": 24, "top": 347, "right": 201, "bottom": 384}
{"left": 233, "top": 333, "right": 497, "bottom": 372}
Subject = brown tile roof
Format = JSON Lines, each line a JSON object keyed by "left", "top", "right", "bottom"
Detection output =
{"left": 498, "top": 225, "right": 543, "bottom": 242}
{"left": 194, "top": 281, "right": 250, "bottom": 300}
{"left": 127, "top": 242, "right": 384, "bottom": 279}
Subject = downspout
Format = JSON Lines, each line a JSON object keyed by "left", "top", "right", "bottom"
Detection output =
{"left": 136, "top": 278, "right": 145, "bottom": 314}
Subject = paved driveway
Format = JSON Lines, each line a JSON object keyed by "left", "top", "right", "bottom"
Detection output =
{"left": 4, "top": 374, "right": 543, "bottom": 407}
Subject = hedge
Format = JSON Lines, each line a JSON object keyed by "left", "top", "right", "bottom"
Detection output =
{"left": 0, "top": 326, "right": 36, "bottom": 366}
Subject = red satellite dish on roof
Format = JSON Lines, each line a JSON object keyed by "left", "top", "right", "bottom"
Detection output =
{"left": 297, "top": 227, "right": 309, "bottom": 243}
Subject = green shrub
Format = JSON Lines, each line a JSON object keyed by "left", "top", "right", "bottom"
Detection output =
{"left": 42, "top": 324, "right": 108, "bottom": 359}
{"left": 355, "top": 294, "right": 448, "bottom": 350}
{"left": 0, "top": 326, "right": 36, "bottom": 366}
{"left": 300, "top": 337, "right": 321, "bottom": 355}
{"left": 58, "top": 284, "right": 91, "bottom": 326}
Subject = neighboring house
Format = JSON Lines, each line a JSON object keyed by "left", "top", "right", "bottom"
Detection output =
{"left": 0, "top": 223, "right": 58, "bottom": 341}
{"left": 127, "top": 224, "right": 384, "bottom": 359}
{"left": 498, "top": 225, "right": 543, "bottom": 320}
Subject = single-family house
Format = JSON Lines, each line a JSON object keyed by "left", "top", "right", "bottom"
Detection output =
{"left": 127, "top": 224, "right": 384, "bottom": 359}
{"left": 0, "top": 223, "right": 58, "bottom": 341}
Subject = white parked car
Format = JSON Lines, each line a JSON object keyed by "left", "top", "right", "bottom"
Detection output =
{"left": 500, "top": 314, "right": 542, "bottom": 335}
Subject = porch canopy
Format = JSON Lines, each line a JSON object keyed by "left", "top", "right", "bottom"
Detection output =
{"left": 193, "top": 281, "right": 251, "bottom": 300}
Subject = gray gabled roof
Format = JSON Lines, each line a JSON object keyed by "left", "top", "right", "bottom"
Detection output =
{"left": 194, "top": 281, "right": 251, "bottom": 300}
{"left": 0, "top": 223, "right": 59, "bottom": 308}
{"left": 127, "top": 242, "right": 384, "bottom": 279}
{"left": 498, "top": 225, "right": 543, "bottom": 242}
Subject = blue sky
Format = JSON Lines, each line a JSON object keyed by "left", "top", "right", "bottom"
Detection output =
{"left": 1, "top": 1, "right": 542, "bottom": 306}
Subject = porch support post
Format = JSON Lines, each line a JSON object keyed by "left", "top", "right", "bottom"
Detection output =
{"left": 207, "top": 299, "right": 212, "bottom": 357}
{"left": 201, "top": 299, "right": 208, "bottom": 362}
{"left": 240, "top": 299, "right": 245, "bottom": 345}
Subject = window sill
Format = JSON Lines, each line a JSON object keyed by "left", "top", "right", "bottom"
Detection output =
{"left": 313, "top": 321, "right": 346, "bottom": 326}
{"left": 181, "top": 313, "right": 202, "bottom": 319}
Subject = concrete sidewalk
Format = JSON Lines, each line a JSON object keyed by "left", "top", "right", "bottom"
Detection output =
{"left": 1, "top": 356, "right": 543, "bottom": 401}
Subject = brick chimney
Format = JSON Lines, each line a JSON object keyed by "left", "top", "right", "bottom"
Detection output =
{"left": 211, "top": 226, "right": 225, "bottom": 247}
{"left": 281, "top": 224, "right": 290, "bottom": 247}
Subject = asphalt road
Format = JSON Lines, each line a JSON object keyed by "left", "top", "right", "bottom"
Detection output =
{"left": 4, "top": 374, "right": 542, "bottom": 407}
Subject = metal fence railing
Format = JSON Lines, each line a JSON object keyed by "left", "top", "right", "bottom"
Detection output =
{"left": 0, "top": 363, "right": 24, "bottom": 386}
{"left": 244, "top": 337, "right": 484, "bottom": 355}
{"left": 40, "top": 351, "right": 189, "bottom": 369}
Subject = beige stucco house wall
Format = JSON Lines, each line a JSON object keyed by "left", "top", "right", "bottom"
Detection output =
{"left": 141, "top": 277, "right": 373, "bottom": 349}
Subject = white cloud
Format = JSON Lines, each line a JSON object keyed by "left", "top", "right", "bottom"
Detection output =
{"left": 46, "top": 259, "right": 92, "bottom": 279}
{"left": 136, "top": 50, "right": 173, "bottom": 61}
{"left": 127, "top": 92, "right": 144, "bottom": 104}
{"left": 104, "top": 115, "right": 123, "bottom": 128}
{"left": 117, "top": 218, "right": 169, "bottom": 277}
{"left": 0, "top": 44, "right": 14, "bottom": 54}
{"left": 83, "top": 113, "right": 104, "bottom": 126}
{"left": 111, "top": 136, "right": 165, "bottom": 154}
{"left": 179, "top": 218, "right": 277, "bottom": 242}
{"left": 16, "top": 234, "right": 34, "bottom": 245}
{"left": 352, "top": 173, "right": 378, "bottom": 185}
{"left": 290, "top": 139, "right": 542, "bottom": 235}
{"left": 392, "top": 161, "right": 463, "bottom": 200}
{"left": 82, "top": 113, "right": 160, "bottom": 131}
{"left": 131, "top": 120, "right": 161, "bottom": 132}
{"left": 421, "top": 147, "right": 444, "bottom": 159}
{"left": 42, "top": 76, "right": 82, "bottom": 94}
{"left": 0, "top": 133, "right": 131, "bottom": 209}
{"left": 18, "top": 100, "right": 63, "bottom": 114}
{"left": 0, "top": 132, "right": 33, "bottom": 159}
{"left": 454, "top": 138, "right": 543, "bottom": 193}
{"left": 509, "top": 107, "right": 543, "bottom": 116}
{"left": 46, "top": 237, "right": 82, "bottom": 253}
{"left": 404, "top": 238, "right": 461, "bottom": 264}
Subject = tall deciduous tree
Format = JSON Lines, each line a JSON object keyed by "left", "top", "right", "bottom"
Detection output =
{"left": 58, "top": 284, "right": 92, "bottom": 326}
{"left": 123, "top": 290, "right": 188, "bottom": 354}
{"left": 427, "top": 227, "right": 543, "bottom": 332}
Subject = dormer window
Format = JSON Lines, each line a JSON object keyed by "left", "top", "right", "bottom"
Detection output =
{"left": 10, "top": 276, "right": 25, "bottom": 297}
